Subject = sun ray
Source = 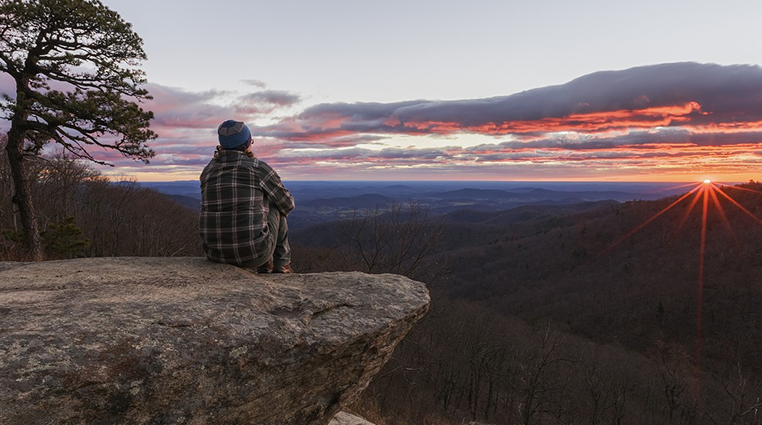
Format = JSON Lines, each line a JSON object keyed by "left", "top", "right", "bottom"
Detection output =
{"left": 707, "top": 185, "right": 741, "bottom": 250}
{"left": 695, "top": 185, "right": 709, "bottom": 379}
{"left": 584, "top": 184, "right": 702, "bottom": 265}
{"left": 714, "top": 184, "right": 762, "bottom": 195}
{"left": 712, "top": 185, "right": 762, "bottom": 225}
{"left": 572, "top": 179, "right": 760, "bottom": 389}
{"left": 654, "top": 182, "right": 704, "bottom": 193}
{"left": 672, "top": 186, "right": 705, "bottom": 238}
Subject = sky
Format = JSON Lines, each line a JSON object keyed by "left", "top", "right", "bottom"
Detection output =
{"left": 6, "top": 0, "right": 762, "bottom": 182}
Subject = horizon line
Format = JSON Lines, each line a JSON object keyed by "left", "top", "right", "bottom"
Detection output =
{"left": 136, "top": 179, "right": 751, "bottom": 184}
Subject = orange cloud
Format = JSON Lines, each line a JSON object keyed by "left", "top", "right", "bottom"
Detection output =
{"left": 383, "top": 102, "right": 702, "bottom": 135}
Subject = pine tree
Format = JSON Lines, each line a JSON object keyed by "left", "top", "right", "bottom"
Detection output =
{"left": 0, "top": 0, "right": 156, "bottom": 260}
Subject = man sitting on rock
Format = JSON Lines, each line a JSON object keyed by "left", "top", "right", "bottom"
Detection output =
{"left": 199, "top": 120, "right": 295, "bottom": 273}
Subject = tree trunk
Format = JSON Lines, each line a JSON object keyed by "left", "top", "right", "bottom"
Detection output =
{"left": 6, "top": 126, "right": 43, "bottom": 261}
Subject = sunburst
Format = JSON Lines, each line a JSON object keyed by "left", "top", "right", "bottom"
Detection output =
{"left": 586, "top": 179, "right": 762, "bottom": 372}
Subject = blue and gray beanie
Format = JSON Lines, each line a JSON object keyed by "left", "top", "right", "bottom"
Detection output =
{"left": 217, "top": 120, "right": 252, "bottom": 150}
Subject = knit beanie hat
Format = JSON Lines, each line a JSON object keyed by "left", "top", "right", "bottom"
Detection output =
{"left": 217, "top": 120, "right": 252, "bottom": 150}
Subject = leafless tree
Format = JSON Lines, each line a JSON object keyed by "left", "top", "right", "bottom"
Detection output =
{"left": 704, "top": 361, "right": 762, "bottom": 425}
{"left": 342, "top": 201, "right": 444, "bottom": 284}
{"left": 514, "top": 324, "right": 576, "bottom": 425}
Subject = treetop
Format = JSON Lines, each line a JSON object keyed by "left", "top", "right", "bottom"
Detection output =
{"left": 0, "top": 0, "right": 156, "bottom": 164}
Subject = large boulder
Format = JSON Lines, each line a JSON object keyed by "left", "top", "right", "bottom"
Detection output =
{"left": 0, "top": 258, "right": 429, "bottom": 425}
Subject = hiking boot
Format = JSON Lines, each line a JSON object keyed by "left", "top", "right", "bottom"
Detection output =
{"left": 272, "top": 264, "right": 293, "bottom": 274}
{"left": 256, "top": 260, "right": 273, "bottom": 274}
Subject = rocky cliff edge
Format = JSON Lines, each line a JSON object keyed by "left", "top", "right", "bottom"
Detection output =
{"left": 0, "top": 257, "right": 429, "bottom": 425}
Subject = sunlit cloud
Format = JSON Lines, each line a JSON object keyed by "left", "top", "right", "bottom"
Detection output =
{"left": 96, "top": 83, "right": 299, "bottom": 178}
{"left": 254, "top": 63, "right": 762, "bottom": 141}
{"left": 143, "top": 83, "right": 298, "bottom": 132}
{"left": 236, "top": 62, "right": 762, "bottom": 182}
{"left": 5, "top": 62, "right": 762, "bottom": 181}
{"left": 144, "top": 84, "right": 233, "bottom": 131}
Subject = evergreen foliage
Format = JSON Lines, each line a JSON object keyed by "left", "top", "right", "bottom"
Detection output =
{"left": 0, "top": 0, "right": 155, "bottom": 260}
{"left": 41, "top": 216, "right": 88, "bottom": 258}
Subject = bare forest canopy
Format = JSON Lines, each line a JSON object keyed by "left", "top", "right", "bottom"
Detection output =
{"left": 2, "top": 149, "right": 762, "bottom": 424}
{"left": 292, "top": 180, "right": 762, "bottom": 425}
{"left": 0, "top": 148, "right": 200, "bottom": 260}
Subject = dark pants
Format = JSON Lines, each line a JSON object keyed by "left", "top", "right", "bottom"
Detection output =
{"left": 242, "top": 200, "right": 291, "bottom": 270}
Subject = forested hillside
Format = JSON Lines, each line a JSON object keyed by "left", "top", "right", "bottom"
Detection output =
{"left": 0, "top": 147, "right": 202, "bottom": 260}
{"left": 292, "top": 182, "right": 762, "bottom": 425}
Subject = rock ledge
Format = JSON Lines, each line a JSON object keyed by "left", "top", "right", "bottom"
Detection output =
{"left": 0, "top": 257, "right": 429, "bottom": 425}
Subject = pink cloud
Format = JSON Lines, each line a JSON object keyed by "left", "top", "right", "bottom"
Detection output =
{"left": 9, "top": 63, "right": 762, "bottom": 181}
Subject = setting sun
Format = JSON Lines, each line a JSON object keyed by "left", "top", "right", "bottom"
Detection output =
{"left": 703, "top": 179, "right": 712, "bottom": 184}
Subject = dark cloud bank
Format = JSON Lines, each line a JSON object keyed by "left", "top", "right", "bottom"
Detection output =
{"left": 253, "top": 62, "right": 762, "bottom": 145}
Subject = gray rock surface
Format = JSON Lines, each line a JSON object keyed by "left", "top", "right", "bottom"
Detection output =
{"left": 329, "top": 411, "right": 376, "bottom": 425}
{"left": 0, "top": 257, "right": 429, "bottom": 425}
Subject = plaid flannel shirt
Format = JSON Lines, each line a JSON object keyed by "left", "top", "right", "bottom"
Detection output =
{"left": 199, "top": 150, "right": 295, "bottom": 265}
